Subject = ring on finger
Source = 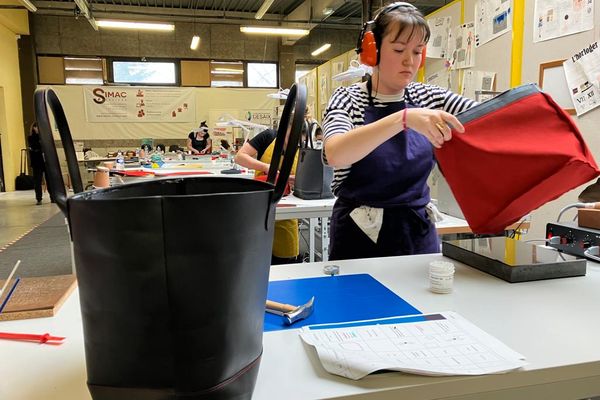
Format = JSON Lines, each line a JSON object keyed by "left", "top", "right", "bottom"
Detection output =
{"left": 435, "top": 122, "right": 447, "bottom": 132}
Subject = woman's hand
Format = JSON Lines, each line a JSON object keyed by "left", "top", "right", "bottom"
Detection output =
{"left": 404, "top": 108, "right": 465, "bottom": 148}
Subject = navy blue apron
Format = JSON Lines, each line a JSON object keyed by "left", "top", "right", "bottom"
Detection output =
{"left": 329, "top": 84, "right": 439, "bottom": 260}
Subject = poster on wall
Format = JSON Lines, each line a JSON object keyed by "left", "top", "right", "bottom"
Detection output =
{"left": 427, "top": 16, "right": 452, "bottom": 58}
{"left": 533, "top": 0, "right": 594, "bottom": 43}
{"left": 84, "top": 87, "right": 195, "bottom": 122}
{"left": 563, "top": 42, "right": 600, "bottom": 116}
{"left": 319, "top": 72, "right": 329, "bottom": 110}
{"left": 448, "top": 22, "right": 476, "bottom": 69}
{"left": 474, "top": 0, "right": 513, "bottom": 47}
{"left": 331, "top": 61, "right": 345, "bottom": 90}
{"left": 461, "top": 70, "right": 496, "bottom": 100}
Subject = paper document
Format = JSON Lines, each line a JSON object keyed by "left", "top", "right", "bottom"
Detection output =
{"left": 300, "top": 311, "right": 527, "bottom": 380}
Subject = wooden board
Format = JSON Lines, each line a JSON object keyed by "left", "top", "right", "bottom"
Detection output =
{"left": 0, "top": 275, "right": 77, "bottom": 321}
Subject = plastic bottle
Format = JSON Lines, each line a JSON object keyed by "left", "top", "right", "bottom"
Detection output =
{"left": 116, "top": 151, "right": 125, "bottom": 170}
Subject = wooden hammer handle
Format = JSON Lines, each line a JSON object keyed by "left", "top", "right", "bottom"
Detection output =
{"left": 265, "top": 300, "right": 296, "bottom": 313}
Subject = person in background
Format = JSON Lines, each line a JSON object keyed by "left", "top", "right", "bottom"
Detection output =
{"left": 303, "top": 106, "right": 319, "bottom": 145}
{"left": 322, "top": 2, "right": 475, "bottom": 261}
{"left": 187, "top": 121, "right": 212, "bottom": 154}
{"left": 235, "top": 128, "right": 300, "bottom": 265}
{"left": 27, "top": 122, "right": 51, "bottom": 205}
{"left": 313, "top": 127, "right": 324, "bottom": 149}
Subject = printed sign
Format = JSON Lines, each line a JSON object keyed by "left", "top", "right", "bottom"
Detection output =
{"left": 84, "top": 87, "right": 195, "bottom": 122}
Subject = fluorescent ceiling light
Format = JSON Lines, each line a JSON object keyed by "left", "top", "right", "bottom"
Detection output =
{"left": 64, "top": 57, "right": 101, "bottom": 61}
{"left": 211, "top": 70, "right": 244, "bottom": 75}
{"left": 211, "top": 61, "right": 242, "bottom": 65}
{"left": 19, "top": 0, "right": 37, "bottom": 12}
{"left": 214, "top": 68, "right": 242, "bottom": 72}
{"left": 96, "top": 20, "right": 175, "bottom": 31}
{"left": 65, "top": 67, "right": 103, "bottom": 71}
{"left": 322, "top": 7, "right": 334, "bottom": 16}
{"left": 255, "top": 0, "right": 275, "bottom": 20}
{"left": 311, "top": 43, "right": 331, "bottom": 56}
{"left": 190, "top": 35, "right": 200, "bottom": 50}
{"left": 240, "top": 26, "right": 309, "bottom": 36}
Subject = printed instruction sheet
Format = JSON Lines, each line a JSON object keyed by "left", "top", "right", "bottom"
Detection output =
{"left": 300, "top": 311, "right": 527, "bottom": 380}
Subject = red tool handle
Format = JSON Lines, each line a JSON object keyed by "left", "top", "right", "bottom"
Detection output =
{"left": 0, "top": 332, "right": 65, "bottom": 344}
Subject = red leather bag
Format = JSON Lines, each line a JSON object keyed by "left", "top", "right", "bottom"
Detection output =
{"left": 435, "top": 84, "right": 600, "bottom": 234}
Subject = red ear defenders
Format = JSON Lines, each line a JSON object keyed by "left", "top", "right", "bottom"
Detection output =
{"left": 356, "top": 2, "right": 426, "bottom": 68}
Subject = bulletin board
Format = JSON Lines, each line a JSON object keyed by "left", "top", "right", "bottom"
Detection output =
{"left": 424, "top": 1, "right": 463, "bottom": 93}
{"left": 424, "top": 0, "right": 514, "bottom": 98}
{"left": 538, "top": 60, "right": 575, "bottom": 114}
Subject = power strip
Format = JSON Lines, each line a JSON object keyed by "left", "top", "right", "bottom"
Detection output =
{"left": 546, "top": 221, "right": 600, "bottom": 258}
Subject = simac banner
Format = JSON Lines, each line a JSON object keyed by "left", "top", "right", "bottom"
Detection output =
{"left": 84, "top": 86, "right": 195, "bottom": 122}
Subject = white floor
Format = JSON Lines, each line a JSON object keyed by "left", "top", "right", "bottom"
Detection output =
{"left": 0, "top": 190, "right": 60, "bottom": 249}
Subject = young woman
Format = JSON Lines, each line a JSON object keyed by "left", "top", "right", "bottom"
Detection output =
{"left": 235, "top": 128, "right": 300, "bottom": 265}
{"left": 187, "top": 122, "right": 212, "bottom": 154}
{"left": 323, "top": 2, "right": 476, "bottom": 261}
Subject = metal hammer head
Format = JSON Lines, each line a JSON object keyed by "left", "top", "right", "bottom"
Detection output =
{"left": 284, "top": 296, "right": 315, "bottom": 325}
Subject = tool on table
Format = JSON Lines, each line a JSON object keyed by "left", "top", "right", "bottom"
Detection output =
{"left": 0, "top": 260, "right": 21, "bottom": 298}
{"left": 0, "top": 277, "right": 21, "bottom": 314}
{"left": 0, "top": 331, "right": 65, "bottom": 345}
{"left": 265, "top": 296, "right": 315, "bottom": 325}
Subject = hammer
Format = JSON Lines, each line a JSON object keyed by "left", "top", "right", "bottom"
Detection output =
{"left": 265, "top": 296, "right": 315, "bottom": 325}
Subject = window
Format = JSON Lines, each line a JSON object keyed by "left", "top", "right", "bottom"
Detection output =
{"left": 210, "top": 61, "right": 244, "bottom": 87}
{"left": 295, "top": 63, "right": 317, "bottom": 82}
{"left": 64, "top": 57, "right": 104, "bottom": 85}
{"left": 112, "top": 60, "right": 177, "bottom": 85}
{"left": 247, "top": 62, "right": 277, "bottom": 88}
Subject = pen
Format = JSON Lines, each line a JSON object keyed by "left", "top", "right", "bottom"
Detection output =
{"left": 0, "top": 260, "right": 20, "bottom": 298}
{"left": 0, "top": 277, "right": 21, "bottom": 314}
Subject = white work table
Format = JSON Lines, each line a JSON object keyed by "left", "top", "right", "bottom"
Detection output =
{"left": 275, "top": 195, "right": 530, "bottom": 262}
{"left": 1, "top": 253, "right": 599, "bottom": 399}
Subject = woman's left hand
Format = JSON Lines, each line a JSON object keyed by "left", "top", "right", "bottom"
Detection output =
{"left": 404, "top": 108, "right": 465, "bottom": 148}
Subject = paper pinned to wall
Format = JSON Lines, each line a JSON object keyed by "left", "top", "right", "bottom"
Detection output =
{"left": 563, "top": 43, "right": 600, "bottom": 116}
{"left": 533, "top": 0, "right": 595, "bottom": 43}
{"left": 427, "top": 16, "right": 452, "bottom": 58}
{"left": 461, "top": 70, "right": 496, "bottom": 100}
{"left": 474, "top": 0, "right": 513, "bottom": 48}
{"left": 448, "top": 22, "right": 476, "bottom": 69}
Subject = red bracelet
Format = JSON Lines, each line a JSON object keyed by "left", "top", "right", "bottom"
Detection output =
{"left": 402, "top": 108, "right": 408, "bottom": 131}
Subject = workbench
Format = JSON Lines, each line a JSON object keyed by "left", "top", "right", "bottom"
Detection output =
{"left": 1, "top": 253, "right": 598, "bottom": 399}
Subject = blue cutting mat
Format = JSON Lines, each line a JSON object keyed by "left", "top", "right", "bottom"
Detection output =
{"left": 264, "top": 273, "right": 420, "bottom": 332}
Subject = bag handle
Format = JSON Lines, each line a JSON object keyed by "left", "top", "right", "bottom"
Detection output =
{"left": 266, "top": 83, "right": 307, "bottom": 204}
{"left": 300, "top": 121, "right": 317, "bottom": 150}
{"left": 34, "top": 88, "right": 84, "bottom": 216}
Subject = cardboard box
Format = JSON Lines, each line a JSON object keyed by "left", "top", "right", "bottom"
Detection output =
{"left": 578, "top": 208, "right": 600, "bottom": 230}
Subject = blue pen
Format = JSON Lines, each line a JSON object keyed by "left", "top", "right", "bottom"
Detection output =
{"left": 0, "top": 277, "right": 21, "bottom": 314}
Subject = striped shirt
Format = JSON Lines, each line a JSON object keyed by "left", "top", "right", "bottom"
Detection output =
{"left": 322, "top": 81, "right": 476, "bottom": 195}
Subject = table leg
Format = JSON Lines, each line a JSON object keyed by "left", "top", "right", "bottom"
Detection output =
{"left": 309, "top": 218, "right": 316, "bottom": 263}
{"left": 321, "top": 217, "right": 329, "bottom": 262}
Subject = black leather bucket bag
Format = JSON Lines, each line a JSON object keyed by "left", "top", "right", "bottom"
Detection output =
{"left": 34, "top": 84, "right": 306, "bottom": 400}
